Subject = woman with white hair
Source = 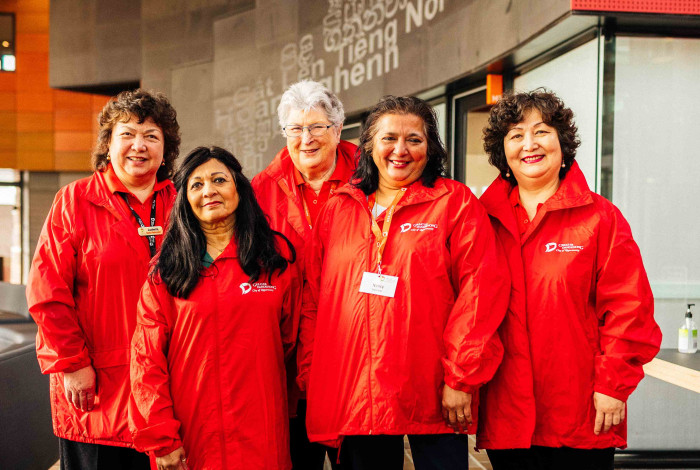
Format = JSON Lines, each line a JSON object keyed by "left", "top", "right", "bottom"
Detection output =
{"left": 252, "top": 80, "right": 357, "bottom": 469}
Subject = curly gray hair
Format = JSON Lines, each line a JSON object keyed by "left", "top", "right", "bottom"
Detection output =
{"left": 277, "top": 80, "right": 345, "bottom": 135}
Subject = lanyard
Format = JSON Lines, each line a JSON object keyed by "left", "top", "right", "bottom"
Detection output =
{"left": 367, "top": 187, "right": 407, "bottom": 274}
{"left": 299, "top": 181, "right": 339, "bottom": 229}
{"left": 119, "top": 193, "right": 157, "bottom": 257}
{"left": 279, "top": 179, "right": 340, "bottom": 230}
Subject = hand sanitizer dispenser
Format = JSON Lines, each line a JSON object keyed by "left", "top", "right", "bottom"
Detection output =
{"left": 678, "top": 303, "right": 697, "bottom": 354}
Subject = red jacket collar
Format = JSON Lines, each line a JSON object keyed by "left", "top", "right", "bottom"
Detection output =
{"left": 263, "top": 139, "right": 358, "bottom": 192}
{"left": 481, "top": 161, "right": 593, "bottom": 224}
{"left": 336, "top": 177, "right": 450, "bottom": 211}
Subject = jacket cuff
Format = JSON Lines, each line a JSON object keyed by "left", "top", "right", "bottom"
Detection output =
{"left": 153, "top": 440, "right": 183, "bottom": 458}
{"left": 593, "top": 384, "right": 629, "bottom": 402}
{"left": 444, "top": 376, "right": 479, "bottom": 394}
{"left": 51, "top": 355, "right": 92, "bottom": 374}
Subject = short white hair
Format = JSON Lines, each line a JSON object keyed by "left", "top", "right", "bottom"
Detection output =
{"left": 277, "top": 80, "right": 345, "bottom": 135}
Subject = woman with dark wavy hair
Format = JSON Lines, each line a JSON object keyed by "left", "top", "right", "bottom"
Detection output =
{"left": 27, "top": 89, "right": 179, "bottom": 470}
{"left": 130, "top": 146, "right": 301, "bottom": 470}
{"left": 298, "top": 96, "right": 509, "bottom": 469}
{"left": 477, "top": 90, "right": 661, "bottom": 470}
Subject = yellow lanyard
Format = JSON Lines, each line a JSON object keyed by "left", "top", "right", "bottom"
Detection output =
{"left": 367, "top": 188, "right": 407, "bottom": 274}
{"left": 277, "top": 180, "right": 338, "bottom": 230}
{"left": 299, "top": 181, "right": 339, "bottom": 230}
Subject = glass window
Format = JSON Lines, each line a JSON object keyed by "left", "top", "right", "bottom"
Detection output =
{"left": 0, "top": 169, "right": 21, "bottom": 283}
{"left": 452, "top": 88, "right": 499, "bottom": 193}
{"left": 514, "top": 38, "right": 600, "bottom": 190}
{"left": 0, "top": 13, "right": 15, "bottom": 72}
{"left": 612, "top": 37, "right": 700, "bottom": 340}
{"left": 340, "top": 122, "right": 361, "bottom": 145}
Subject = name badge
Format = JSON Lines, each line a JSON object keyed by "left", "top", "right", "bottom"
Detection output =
{"left": 359, "top": 272, "right": 399, "bottom": 298}
{"left": 138, "top": 226, "right": 163, "bottom": 236}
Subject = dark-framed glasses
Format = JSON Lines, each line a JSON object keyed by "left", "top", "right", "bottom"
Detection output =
{"left": 283, "top": 124, "right": 334, "bottom": 138}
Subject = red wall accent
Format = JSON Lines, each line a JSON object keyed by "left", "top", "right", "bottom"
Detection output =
{"left": 572, "top": 0, "right": 700, "bottom": 15}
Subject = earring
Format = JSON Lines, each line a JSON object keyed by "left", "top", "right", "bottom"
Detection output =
{"left": 561, "top": 162, "right": 566, "bottom": 168}
{"left": 106, "top": 155, "right": 110, "bottom": 162}
{"left": 505, "top": 170, "right": 510, "bottom": 177}
{"left": 161, "top": 161, "right": 165, "bottom": 166}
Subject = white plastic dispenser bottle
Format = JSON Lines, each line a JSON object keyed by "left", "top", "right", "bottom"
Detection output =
{"left": 678, "top": 303, "right": 697, "bottom": 354}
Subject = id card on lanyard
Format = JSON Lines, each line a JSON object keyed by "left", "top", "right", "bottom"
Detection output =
{"left": 359, "top": 187, "right": 406, "bottom": 298}
{"left": 119, "top": 193, "right": 162, "bottom": 257}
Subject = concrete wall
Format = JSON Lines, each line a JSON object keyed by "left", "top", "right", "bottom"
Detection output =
{"left": 49, "top": 0, "right": 142, "bottom": 90}
{"left": 49, "top": 0, "right": 572, "bottom": 174}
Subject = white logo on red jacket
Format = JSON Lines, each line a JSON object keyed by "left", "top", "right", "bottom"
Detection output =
{"left": 400, "top": 222, "right": 438, "bottom": 233}
{"left": 239, "top": 282, "right": 277, "bottom": 294}
{"left": 544, "top": 242, "right": 584, "bottom": 253}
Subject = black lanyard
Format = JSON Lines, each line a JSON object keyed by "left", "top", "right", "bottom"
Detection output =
{"left": 119, "top": 193, "right": 157, "bottom": 257}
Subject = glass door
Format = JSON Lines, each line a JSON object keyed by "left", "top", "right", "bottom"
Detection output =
{"left": 452, "top": 87, "right": 499, "bottom": 195}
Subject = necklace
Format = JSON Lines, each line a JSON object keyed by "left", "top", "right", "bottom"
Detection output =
{"left": 207, "top": 242, "right": 227, "bottom": 254}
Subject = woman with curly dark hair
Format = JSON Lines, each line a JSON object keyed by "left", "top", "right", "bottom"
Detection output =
{"left": 477, "top": 90, "right": 661, "bottom": 470}
{"left": 130, "top": 146, "right": 301, "bottom": 470}
{"left": 26, "top": 89, "right": 180, "bottom": 470}
{"left": 298, "top": 96, "right": 509, "bottom": 469}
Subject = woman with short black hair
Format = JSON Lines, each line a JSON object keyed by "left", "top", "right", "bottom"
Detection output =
{"left": 130, "top": 146, "right": 301, "bottom": 470}
{"left": 477, "top": 90, "right": 661, "bottom": 470}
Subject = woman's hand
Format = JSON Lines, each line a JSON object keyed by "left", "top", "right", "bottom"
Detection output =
{"left": 593, "top": 392, "right": 626, "bottom": 435}
{"left": 63, "top": 365, "right": 96, "bottom": 412}
{"left": 441, "top": 384, "right": 472, "bottom": 432}
{"left": 156, "top": 447, "right": 188, "bottom": 470}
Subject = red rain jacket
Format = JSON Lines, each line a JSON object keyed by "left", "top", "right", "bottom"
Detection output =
{"left": 129, "top": 241, "right": 302, "bottom": 470}
{"left": 299, "top": 177, "right": 509, "bottom": 444}
{"left": 26, "top": 170, "right": 175, "bottom": 447}
{"left": 252, "top": 140, "right": 357, "bottom": 413}
{"left": 477, "top": 162, "right": 661, "bottom": 450}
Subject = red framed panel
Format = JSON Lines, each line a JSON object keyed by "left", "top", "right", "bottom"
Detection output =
{"left": 572, "top": 0, "right": 700, "bottom": 15}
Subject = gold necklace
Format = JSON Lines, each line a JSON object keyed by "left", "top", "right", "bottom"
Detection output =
{"left": 207, "top": 242, "right": 227, "bottom": 254}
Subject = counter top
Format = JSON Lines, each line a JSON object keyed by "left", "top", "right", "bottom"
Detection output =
{"left": 643, "top": 349, "right": 700, "bottom": 394}
{"left": 656, "top": 348, "right": 700, "bottom": 371}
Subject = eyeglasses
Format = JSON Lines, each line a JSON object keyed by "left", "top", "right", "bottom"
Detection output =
{"left": 283, "top": 124, "right": 334, "bottom": 138}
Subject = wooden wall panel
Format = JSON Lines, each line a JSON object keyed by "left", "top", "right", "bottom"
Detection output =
{"left": 55, "top": 151, "right": 93, "bottom": 171}
{"left": 17, "top": 112, "right": 52, "bottom": 132}
{"left": 15, "top": 33, "right": 49, "bottom": 54}
{"left": 0, "top": 151, "right": 15, "bottom": 167}
{"left": 0, "top": 0, "right": 99, "bottom": 172}
{"left": 53, "top": 110, "right": 93, "bottom": 132}
{"left": 16, "top": 91, "right": 53, "bottom": 113}
{"left": 54, "top": 89, "right": 93, "bottom": 110}
{"left": 0, "top": 74, "right": 16, "bottom": 91}
{"left": 0, "top": 91, "right": 16, "bottom": 111}
{"left": 0, "top": 132, "right": 17, "bottom": 150}
{"left": 54, "top": 131, "right": 93, "bottom": 152}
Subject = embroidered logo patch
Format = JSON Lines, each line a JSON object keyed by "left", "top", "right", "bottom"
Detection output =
{"left": 399, "top": 222, "right": 438, "bottom": 233}
{"left": 239, "top": 282, "right": 277, "bottom": 294}
{"left": 544, "top": 242, "right": 584, "bottom": 253}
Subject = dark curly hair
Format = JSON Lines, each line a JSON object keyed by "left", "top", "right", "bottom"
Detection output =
{"left": 153, "top": 146, "right": 295, "bottom": 299}
{"left": 353, "top": 95, "right": 447, "bottom": 195}
{"left": 92, "top": 89, "right": 181, "bottom": 181}
{"left": 483, "top": 89, "right": 580, "bottom": 185}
